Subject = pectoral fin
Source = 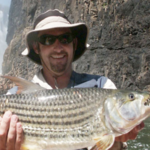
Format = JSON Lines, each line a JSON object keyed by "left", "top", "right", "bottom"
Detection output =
{"left": 2, "top": 76, "right": 44, "bottom": 94}
{"left": 91, "top": 135, "right": 115, "bottom": 150}
{"left": 21, "top": 146, "right": 30, "bottom": 150}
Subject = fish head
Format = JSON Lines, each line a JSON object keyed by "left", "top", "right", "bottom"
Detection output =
{"left": 105, "top": 90, "right": 150, "bottom": 134}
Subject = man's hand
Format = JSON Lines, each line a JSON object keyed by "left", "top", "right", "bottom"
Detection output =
{"left": 0, "top": 111, "right": 23, "bottom": 150}
{"left": 115, "top": 122, "right": 144, "bottom": 142}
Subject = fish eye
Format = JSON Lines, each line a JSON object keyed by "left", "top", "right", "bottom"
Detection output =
{"left": 128, "top": 93, "right": 135, "bottom": 100}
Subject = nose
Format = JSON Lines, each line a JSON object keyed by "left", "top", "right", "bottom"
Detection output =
{"left": 53, "top": 39, "right": 63, "bottom": 52}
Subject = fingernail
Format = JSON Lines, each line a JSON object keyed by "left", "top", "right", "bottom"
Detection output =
{"left": 5, "top": 111, "right": 12, "bottom": 117}
{"left": 12, "top": 115, "right": 18, "bottom": 122}
{"left": 17, "top": 122, "right": 22, "bottom": 128}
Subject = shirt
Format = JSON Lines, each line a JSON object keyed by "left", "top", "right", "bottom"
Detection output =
{"left": 7, "top": 70, "right": 116, "bottom": 94}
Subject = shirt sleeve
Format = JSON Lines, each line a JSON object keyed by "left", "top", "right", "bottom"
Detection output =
{"left": 97, "top": 76, "right": 117, "bottom": 89}
{"left": 6, "top": 86, "right": 18, "bottom": 95}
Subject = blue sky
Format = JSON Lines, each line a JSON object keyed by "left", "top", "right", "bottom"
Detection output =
{"left": 0, "top": 0, "right": 11, "bottom": 6}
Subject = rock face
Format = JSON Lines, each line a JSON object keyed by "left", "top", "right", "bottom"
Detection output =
{"left": 1, "top": 0, "right": 150, "bottom": 91}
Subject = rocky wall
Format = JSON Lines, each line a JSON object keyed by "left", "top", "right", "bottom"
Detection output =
{"left": 1, "top": 0, "right": 150, "bottom": 91}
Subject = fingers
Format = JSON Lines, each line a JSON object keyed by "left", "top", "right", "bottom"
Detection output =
{"left": 127, "top": 122, "right": 145, "bottom": 140}
{"left": 127, "top": 128, "right": 137, "bottom": 140}
{"left": 0, "top": 111, "right": 23, "bottom": 150}
{"left": 115, "top": 130, "right": 137, "bottom": 142}
{"left": 134, "top": 122, "right": 145, "bottom": 132}
{"left": 115, "top": 122, "right": 145, "bottom": 142}
{"left": 0, "top": 116, "right": 2, "bottom": 124}
{"left": 7, "top": 115, "right": 18, "bottom": 150}
{"left": 15, "top": 122, "right": 23, "bottom": 150}
{"left": 0, "top": 111, "right": 12, "bottom": 150}
{"left": 115, "top": 133, "right": 129, "bottom": 142}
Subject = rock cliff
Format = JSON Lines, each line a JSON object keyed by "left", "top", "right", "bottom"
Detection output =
{"left": 1, "top": 0, "right": 150, "bottom": 91}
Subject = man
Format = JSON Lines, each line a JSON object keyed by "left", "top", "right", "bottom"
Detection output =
{"left": 0, "top": 9, "right": 144, "bottom": 150}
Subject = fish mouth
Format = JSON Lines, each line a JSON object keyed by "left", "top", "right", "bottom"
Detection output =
{"left": 144, "top": 96, "right": 150, "bottom": 106}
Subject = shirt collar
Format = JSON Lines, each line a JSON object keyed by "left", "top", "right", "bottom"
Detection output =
{"left": 32, "top": 70, "right": 53, "bottom": 89}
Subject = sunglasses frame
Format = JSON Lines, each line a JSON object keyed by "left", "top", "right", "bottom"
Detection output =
{"left": 37, "top": 32, "right": 74, "bottom": 46}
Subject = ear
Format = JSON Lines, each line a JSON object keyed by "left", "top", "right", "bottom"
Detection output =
{"left": 73, "top": 38, "right": 78, "bottom": 51}
{"left": 32, "top": 42, "right": 39, "bottom": 54}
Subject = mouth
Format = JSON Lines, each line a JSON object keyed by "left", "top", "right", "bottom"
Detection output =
{"left": 51, "top": 54, "right": 66, "bottom": 59}
{"left": 144, "top": 96, "right": 150, "bottom": 106}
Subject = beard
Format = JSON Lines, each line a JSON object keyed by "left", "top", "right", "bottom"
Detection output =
{"left": 50, "top": 61, "right": 68, "bottom": 73}
{"left": 40, "top": 51, "right": 72, "bottom": 76}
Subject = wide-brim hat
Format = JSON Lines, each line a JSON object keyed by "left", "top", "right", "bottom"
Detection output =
{"left": 22, "top": 9, "right": 89, "bottom": 65}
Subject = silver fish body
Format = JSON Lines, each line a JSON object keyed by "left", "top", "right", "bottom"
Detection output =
{"left": 0, "top": 87, "right": 150, "bottom": 150}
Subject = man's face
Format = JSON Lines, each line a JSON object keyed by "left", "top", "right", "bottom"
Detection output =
{"left": 34, "top": 28, "right": 76, "bottom": 76}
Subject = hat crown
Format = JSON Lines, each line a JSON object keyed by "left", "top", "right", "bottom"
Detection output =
{"left": 24, "top": 9, "right": 88, "bottom": 64}
{"left": 34, "top": 9, "right": 70, "bottom": 29}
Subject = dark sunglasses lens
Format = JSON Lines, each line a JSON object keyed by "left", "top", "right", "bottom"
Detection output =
{"left": 38, "top": 33, "right": 74, "bottom": 45}
{"left": 38, "top": 35, "right": 56, "bottom": 45}
{"left": 59, "top": 34, "right": 73, "bottom": 44}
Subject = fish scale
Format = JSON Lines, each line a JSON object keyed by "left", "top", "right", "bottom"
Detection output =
{"left": 28, "top": 88, "right": 104, "bottom": 149}
{"left": 0, "top": 88, "right": 110, "bottom": 150}
{"left": 0, "top": 88, "right": 104, "bottom": 134}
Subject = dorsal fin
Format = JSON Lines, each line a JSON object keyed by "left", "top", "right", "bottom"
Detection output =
{"left": 2, "top": 75, "right": 44, "bottom": 94}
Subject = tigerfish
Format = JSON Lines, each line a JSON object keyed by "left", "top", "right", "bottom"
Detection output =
{"left": 0, "top": 75, "right": 150, "bottom": 150}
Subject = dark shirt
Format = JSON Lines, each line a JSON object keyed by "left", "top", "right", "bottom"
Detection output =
{"left": 67, "top": 71, "right": 101, "bottom": 88}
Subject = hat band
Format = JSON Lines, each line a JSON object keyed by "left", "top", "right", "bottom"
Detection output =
{"left": 35, "top": 16, "right": 71, "bottom": 29}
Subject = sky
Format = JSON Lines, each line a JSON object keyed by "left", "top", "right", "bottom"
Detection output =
{"left": 0, "top": 0, "right": 11, "bottom": 73}
{"left": 0, "top": 0, "right": 11, "bottom": 7}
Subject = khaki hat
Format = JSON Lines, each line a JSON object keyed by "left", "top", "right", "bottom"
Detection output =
{"left": 22, "top": 9, "right": 88, "bottom": 65}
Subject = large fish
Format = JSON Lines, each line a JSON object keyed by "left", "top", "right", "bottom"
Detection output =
{"left": 1, "top": 76, "right": 150, "bottom": 150}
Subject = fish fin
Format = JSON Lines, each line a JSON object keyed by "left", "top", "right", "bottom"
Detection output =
{"left": 2, "top": 76, "right": 44, "bottom": 94}
{"left": 91, "top": 135, "right": 115, "bottom": 150}
{"left": 21, "top": 146, "right": 30, "bottom": 150}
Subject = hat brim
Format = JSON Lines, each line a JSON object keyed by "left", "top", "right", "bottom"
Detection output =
{"left": 24, "top": 22, "right": 88, "bottom": 65}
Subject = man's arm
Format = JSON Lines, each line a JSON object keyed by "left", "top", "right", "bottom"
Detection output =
{"left": 0, "top": 111, "right": 23, "bottom": 150}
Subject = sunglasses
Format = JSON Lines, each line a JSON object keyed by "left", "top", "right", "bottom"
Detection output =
{"left": 37, "top": 33, "right": 74, "bottom": 45}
